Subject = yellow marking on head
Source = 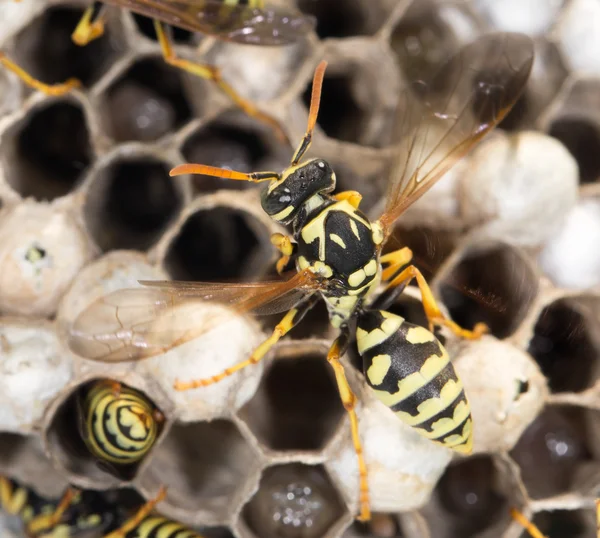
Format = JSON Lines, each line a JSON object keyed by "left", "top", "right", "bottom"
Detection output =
{"left": 348, "top": 268, "right": 367, "bottom": 288}
{"left": 393, "top": 377, "right": 462, "bottom": 426}
{"left": 356, "top": 313, "right": 404, "bottom": 354}
{"left": 272, "top": 205, "right": 294, "bottom": 222}
{"left": 367, "top": 354, "right": 391, "bottom": 385}
{"left": 417, "top": 400, "right": 471, "bottom": 439}
{"left": 364, "top": 259, "right": 377, "bottom": 276}
{"left": 406, "top": 326, "right": 435, "bottom": 345}
{"left": 350, "top": 219, "right": 360, "bottom": 239}
{"left": 329, "top": 233, "right": 346, "bottom": 249}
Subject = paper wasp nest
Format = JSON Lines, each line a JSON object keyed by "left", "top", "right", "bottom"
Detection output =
{"left": 0, "top": 0, "right": 599, "bottom": 537}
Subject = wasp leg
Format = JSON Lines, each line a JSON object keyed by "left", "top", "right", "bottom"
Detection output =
{"left": 71, "top": 2, "right": 107, "bottom": 46}
{"left": 0, "top": 54, "right": 80, "bottom": 96}
{"left": 510, "top": 507, "right": 547, "bottom": 538}
{"left": 174, "top": 295, "right": 319, "bottom": 391}
{"left": 103, "top": 486, "right": 167, "bottom": 538}
{"left": 26, "top": 487, "right": 78, "bottom": 536}
{"left": 383, "top": 263, "right": 488, "bottom": 339}
{"left": 379, "top": 247, "right": 413, "bottom": 282}
{"left": 153, "top": 20, "right": 288, "bottom": 144}
{"left": 270, "top": 233, "right": 297, "bottom": 275}
{"left": 326, "top": 327, "right": 370, "bottom": 522}
{"left": 334, "top": 190, "right": 362, "bottom": 209}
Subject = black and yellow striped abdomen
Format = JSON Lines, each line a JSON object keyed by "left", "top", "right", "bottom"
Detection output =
{"left": 124, "top": 515, "right": 204, "bottom": 538}
{"left": 82, "top": 381, "right": 161, "bottom": 468}
{"left": 356, "top": 310, "right": 472, "bottom": 454}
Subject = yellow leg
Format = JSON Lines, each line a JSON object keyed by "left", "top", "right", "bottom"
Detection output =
{"left": 71, "top": 4, "right": 107, "bottom": 46}
{"left": 384, "top": 263, "right": 488, "bottom": 339}
{"left": 153, "top": 20, "right": 289, "bottom": 144}
{"left": 380, "top": 247, "right": 413, "bottom": 282}
{"left": 271, "top": 233, "right": 296, "bottom": 275}
{"left": 0, "top": 53, "right": 80, "bottom": 96}
{"left": 334, "top": 190, "right": 362, "bottom": 209}
{"left": 510, "top": 508, "right": 547, "bottom": 538}
{"left": 174, "top": 299, "right": 317, "bottom": 391}
{"left": 103, "top": 486, "right": 167, "bottom": 538}
{"left": 26, "top": 487, "right": 78, "bottom": 535}
{"left": 327, "top": 331, "right": 370, "bottom": 522}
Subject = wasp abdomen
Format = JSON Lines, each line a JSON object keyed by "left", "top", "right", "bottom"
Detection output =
{"left": 356, "top": 310, "right": 472, "bottom": 454}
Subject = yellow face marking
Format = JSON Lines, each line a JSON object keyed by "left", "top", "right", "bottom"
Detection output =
{"left": 348, "top": 268, "right": 367, "bottom": 288}
{"left": 350, "top": 219, "right": 360, "bottom": 239}
{"left": 272, "top": 205, "right": 294, "bottom": 222}
{"left": 405, "top": 326, "right": 435, "bottom": 345}
{"left": 329, "top": 233, "right": 346, "bottom": 249}
{"left": 393, "top": 377, "right": 463, "bottom": 426}
{"left": 356, "top": 313, "right": 404, "bottom": 354}
{"left": 367, "top": 354, "right": 392, "bottom": 386}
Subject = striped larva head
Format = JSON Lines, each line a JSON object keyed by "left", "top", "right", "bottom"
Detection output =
{"left": 261, "top": 159, "right": 336, "bottom": 224}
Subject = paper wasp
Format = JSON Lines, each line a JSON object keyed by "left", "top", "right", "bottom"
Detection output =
{"left": 0, "top": 0, "right": 316, "bottom": 142}
{"left": 76, "top": 380, "right": 164, "bottom": 480}
{"left": 68, "top": 32, "right": 534, "bottom": 521}
{"left": 0, "top": 477, "right": 204, "bottom": 538}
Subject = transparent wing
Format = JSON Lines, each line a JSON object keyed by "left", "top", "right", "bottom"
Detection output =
{"left": 68, "top": 269, "right": 323, "bottom": 362}
{"left": 378, "top": 32, "right": 534, "bottom": 240}
{"left": 104, "top": 0, "right": 316, "bottom": 45}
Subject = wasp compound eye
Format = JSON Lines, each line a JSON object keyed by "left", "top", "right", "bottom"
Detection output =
{"left": 261, "top": 159, "right": 335, "bottom": 223}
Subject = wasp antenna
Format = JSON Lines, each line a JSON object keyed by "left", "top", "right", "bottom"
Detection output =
{"left": 169, "top": 164, "right": 279, "bottom": 183}
{"left": 291, "top": 59, "right": 328, "bottom": 166}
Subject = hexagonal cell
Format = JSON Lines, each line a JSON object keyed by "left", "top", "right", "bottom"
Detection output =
{"left": 527, "top": 298, "right": 600, "bottom": 394}
{"left": 297, "top": 0, "right": 388, "bottom": 38}
{"left": 46, "top": 379, "right": 165, "bottom": 487}
{"left": 138, "top": 419, "right": 260, "bottom": 523}
{"left": 344, "top": 513, "right": 405, "bottom": 538}
{"left": 300, "top": 64, "right": 385, "bottom": 147}
{"left": 84, "top": 156, "right": 185, "bottom": 252}
{"left": 543, "top": 78, "right": 600, "bottom": 185}
{"left": 163, "top": 206, "right": 273, "bottom": 281}
{"left": 101, "top": 57, "right": 197, "bottom": 143}
{"left": 241, "top": 463, "right": 347, "bottom": 538}
{"left": 10, "top": 4, "right": 126, "bottom": 91}
{"left": 518, "top": 509, "right": 596, "bottom": 538}
{"left": 181, "top": 112, "right": 289, "bottom": 195}
{"left": 238, "top": 348, "right": 345, "bottom": 452}
{"left": 437, "top": 243, "right": 538, "bottom": 339}
{"left": 0, "top": 98, "right": 93, "bottom": 200}
{"left": 421, "top": 455, "right": 514, "bottom": 538}
{"left": 510, "top": 405, "right": 593, "bottom": 500}
{"left": 390, "top": 0, "right": 481, "bottom": 84}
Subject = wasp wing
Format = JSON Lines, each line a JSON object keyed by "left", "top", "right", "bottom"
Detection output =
{"left": 103, "top": 0, "right": 315, "bottom": 45}
{"left": 378, "top": 32, "right": 534, "bottom": 241}
{"left": 68, "top": 269, "right": 324, "bottom": 362}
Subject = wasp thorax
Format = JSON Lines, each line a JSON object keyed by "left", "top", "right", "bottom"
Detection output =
{"left": 261, "top": 159, "right": 336, "bottom": 224}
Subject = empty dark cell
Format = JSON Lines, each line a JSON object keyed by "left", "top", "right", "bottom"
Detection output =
{"left": 351, "top": 514, "right": 404, "bottom": 537}
{"left": 297, "top": 0, "right": 367, "bottom": 38}
{"left": 106, "top": 59, "right": 193, "bottom": 142}
{"left": 17, "top": 6, "right": 120, "bottom": 88}
{"left": 528, "top": 510, "right": 590, "bottom": 538}
{"left": 439, "top": 247, "right": 536, "bottom": 339}
{"left": 132, "top": 13, "right": 194, "bottom": 44}
{"left": 15, "top": 102, "right": 91, "bottom": 200}
{"left": 510, "top": 406, "right": 589, "bottom": 499}
{"left": 239, "top": 356, "right": 344, "bottom": 451}
{"left": 243, "top": 464, "right": 345, "bottom": 538}
{"left": 165, "top": 208, "right": 263, "bottom": 281}
{"left": 437, "top": 456, "right": 504, "bottom": 537}
{"left": 528, "top": 301, "right": 597, "bottom": 393}
{"left": 0, "top": 433, "right": 28, "bottom": 464}
{"left": 89, "top": 160, "right": 181, "bottom": 252}
{"left": 182, "top": 124, "right": 269, "bottom": 193}
{"left": 302, "top": 73, "right": 363, "bottom": 144}
{"left": 549, "top": 119, "right": 600, "bottom": 184}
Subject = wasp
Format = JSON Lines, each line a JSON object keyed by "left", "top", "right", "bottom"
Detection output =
{"left": 76, "top": 380, "right": 165, "bottom": 480}
{"left": 511, "top": 503, "right": 600, "bottom": 538}
{"left": 0, "top": 0, "right": 315, "bottom": 142}
{"left": 68, "top": 32, "right": 534, "bottom": 521}
{"left": 0, "top": 478, "right": 206, "bottom": 538}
